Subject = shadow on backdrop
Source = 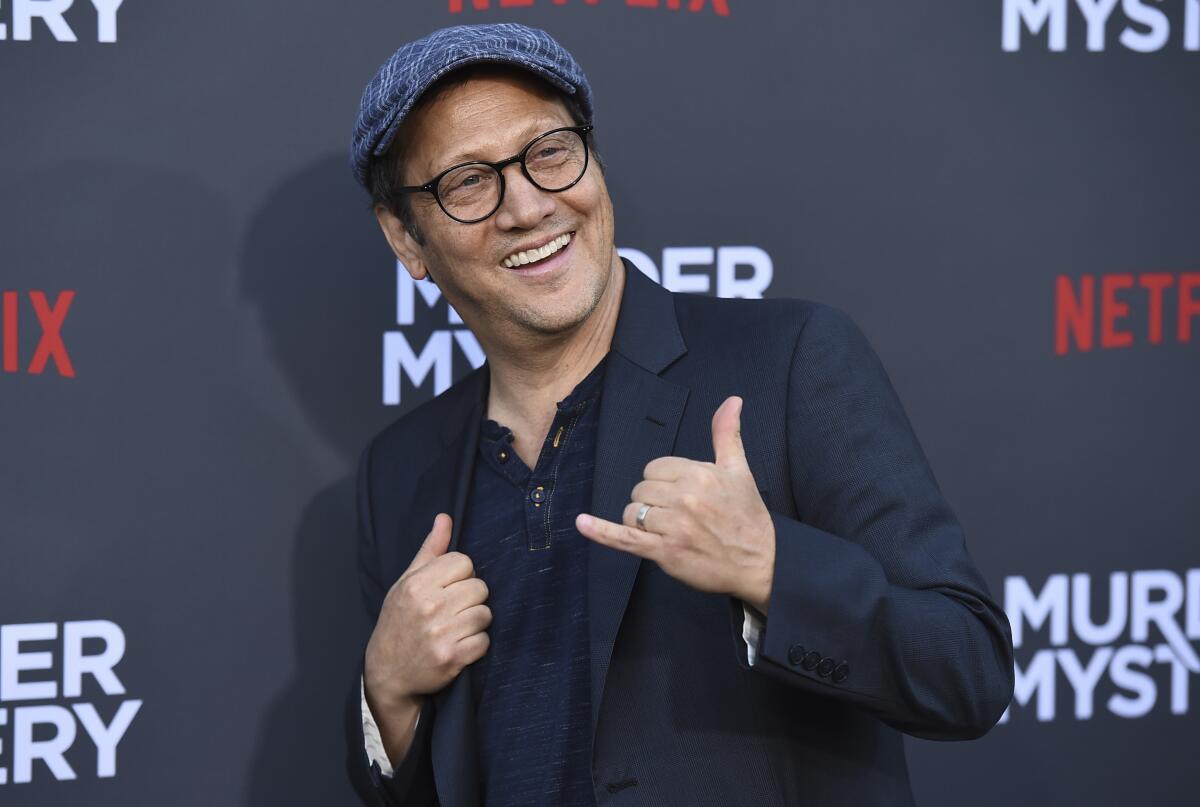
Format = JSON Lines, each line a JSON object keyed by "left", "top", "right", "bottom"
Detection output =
{"left": 239, "top": 155, "right": 401, "bottom": 806}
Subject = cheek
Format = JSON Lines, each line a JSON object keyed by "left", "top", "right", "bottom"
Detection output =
{"left": 426, "top": 221, "right": 489, "bottom": 262}
{"left": 571, "top": 178, "right": 612, "bottom": 231}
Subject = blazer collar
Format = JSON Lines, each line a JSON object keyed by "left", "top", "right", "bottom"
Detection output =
{"left": 609, "top": 256, "right": 688, "bottom": 374}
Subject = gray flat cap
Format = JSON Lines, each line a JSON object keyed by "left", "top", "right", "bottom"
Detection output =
{"left": 351, "top": 23, "right": 594, "bottom": 188}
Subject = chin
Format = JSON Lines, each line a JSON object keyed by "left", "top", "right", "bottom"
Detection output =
{"left": 519, "top": 304, "right": 593, "bottom": 336}
{"left": 519, "top": 278, "right": 606, "bottom": 336}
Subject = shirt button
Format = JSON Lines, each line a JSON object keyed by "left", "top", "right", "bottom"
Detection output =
{"left": 498, "top": 450, "right": 509, "bottom": 462}
{"left": 530, "top": 485, "right": 546, "bottom": 503}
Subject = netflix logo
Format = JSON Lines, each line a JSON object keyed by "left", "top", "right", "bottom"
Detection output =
{"left": 448, "top": 0, "right": 730, "bottom": 15}
{"left": 1054, "top": 272, "right": 1200, "bottom": 355}
{"left": 1, "top": 291, "right": 75, "bottom": 378}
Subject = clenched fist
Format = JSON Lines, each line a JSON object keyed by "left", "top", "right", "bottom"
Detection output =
{"left": 363, "top": 513, "right": 491, "bottom": 763}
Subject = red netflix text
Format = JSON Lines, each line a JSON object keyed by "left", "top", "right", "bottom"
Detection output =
{"left": 449, "top": 0, "right": 730, "bottom": 15}
{"left": 1055, "top": 272, "right": 1200, "bottom": 355}
{"left": 1, "top": 290, "right": 76, "bottom": 377}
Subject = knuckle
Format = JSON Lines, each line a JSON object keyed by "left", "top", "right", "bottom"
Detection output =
{"left": 431, "top": 644, "right": 454, "bottom": 669}
{"left": 417, "top": 597, "right": 438, "bottom": 620}
{"left": 428, "top": 619, "right": 450, "bottom": 640}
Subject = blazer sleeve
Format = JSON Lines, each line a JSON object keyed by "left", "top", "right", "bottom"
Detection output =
{"left": 346, "top": 440, "right": 440, "bottom": 807}
{"left": 744, "top": 304, "right": 1015, "bottom": 741}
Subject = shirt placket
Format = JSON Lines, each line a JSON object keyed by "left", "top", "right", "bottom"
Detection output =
{"left": 525, "top": 401, "right": 587, "bottom": 551}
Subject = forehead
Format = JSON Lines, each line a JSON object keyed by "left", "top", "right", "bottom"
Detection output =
{"left": 399, "top": 68, "right": 576, "bottom": 178}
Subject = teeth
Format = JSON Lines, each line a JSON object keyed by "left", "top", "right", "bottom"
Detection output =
{"left": 503, "top": 233, "right": 572, "bottom": 269}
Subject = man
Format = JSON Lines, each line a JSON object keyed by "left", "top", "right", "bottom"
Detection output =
{"left": 346, "top": 22, "right": 1014, "bottom": 807}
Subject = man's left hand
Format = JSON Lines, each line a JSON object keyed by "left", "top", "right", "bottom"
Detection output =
{"left": 576, "top": 395, "right": 776, "bottom": 614}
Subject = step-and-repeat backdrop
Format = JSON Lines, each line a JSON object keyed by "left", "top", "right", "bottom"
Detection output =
{"left": 1, "top": 2, "right": 1196, "bottom": 805}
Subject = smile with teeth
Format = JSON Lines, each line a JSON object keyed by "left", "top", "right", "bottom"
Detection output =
{"left": 502, "top": 232, "right": 573, "bottom": 268}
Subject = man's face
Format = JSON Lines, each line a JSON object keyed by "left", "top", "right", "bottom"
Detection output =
{"left": 376, "top": 68, "right": 619, "bottom": 343}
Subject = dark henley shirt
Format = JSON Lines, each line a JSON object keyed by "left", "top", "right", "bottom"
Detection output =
{"left": 458, "top": 355, "right": 607, "bottom": 807}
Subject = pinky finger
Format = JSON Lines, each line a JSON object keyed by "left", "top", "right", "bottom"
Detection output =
{"left": 458, "top": 631, "right": 490, "bottom": 664}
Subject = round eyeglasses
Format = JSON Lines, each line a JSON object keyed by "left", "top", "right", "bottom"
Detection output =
{"left": 395, "top": 124, "right": 594, "bottom": 224}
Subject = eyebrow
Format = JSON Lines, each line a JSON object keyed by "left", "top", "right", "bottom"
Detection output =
{"left": 430, "top": 119, "right": 569, "bottom": 173}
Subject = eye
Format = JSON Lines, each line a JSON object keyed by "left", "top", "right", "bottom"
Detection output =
{"left": 442, "top": 167, "right": 494, "bottom": 195}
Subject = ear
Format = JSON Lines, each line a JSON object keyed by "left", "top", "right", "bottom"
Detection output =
{"left": 374, "top": 204, "right": 430, "bottom": 282}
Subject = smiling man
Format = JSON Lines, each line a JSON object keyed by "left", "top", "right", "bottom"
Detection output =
{"left": 347, "top": 22, "right": 1014, "bottom": 807}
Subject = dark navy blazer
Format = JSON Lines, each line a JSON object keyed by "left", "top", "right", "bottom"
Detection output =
{"left": 347, "top": 259, "right": 1015, "bottom": 807}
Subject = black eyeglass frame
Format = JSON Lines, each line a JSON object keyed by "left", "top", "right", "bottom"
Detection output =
{"left": 394, "top": 124, "right": 595, "bottom": 224}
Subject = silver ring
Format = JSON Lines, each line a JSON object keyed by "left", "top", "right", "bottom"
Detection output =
{"left": 636, "top": 503, "right": 652, "bottom": 531}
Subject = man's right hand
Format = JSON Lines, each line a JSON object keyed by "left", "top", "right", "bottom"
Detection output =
{"left": 363, "top": 513, "right": 491, "bottom": 764}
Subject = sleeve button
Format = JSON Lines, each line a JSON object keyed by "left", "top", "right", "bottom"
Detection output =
{"left": 801, "top": 651, "right": 821, "bottom": 671}
{"left": 787, "top": 644, "right": 806, "bottom": 666}
{"left": 816, "top": 658, "right": 835, "bottom": 678}
{"left": 832, "top": 662, "right": 850, "bottom": 683}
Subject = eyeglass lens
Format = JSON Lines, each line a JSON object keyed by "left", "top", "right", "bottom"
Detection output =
{"left": 436, "top": 129, "right": 587, "bottom": 222}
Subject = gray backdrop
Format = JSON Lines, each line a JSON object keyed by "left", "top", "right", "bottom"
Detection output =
{"left": 1, "top": 1, "right": 1197, "bottom": 804}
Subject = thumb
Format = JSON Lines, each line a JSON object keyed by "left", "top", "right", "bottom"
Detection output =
{"left": 711, "top": 396, "right": 748, "bottom": 469}
{"left": 412, "top": 513, "right": 453, "bottom": 566}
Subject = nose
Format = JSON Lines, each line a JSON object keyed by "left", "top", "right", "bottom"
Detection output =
{"left": 493, "top": 162, "right": 555, "bottom": 231}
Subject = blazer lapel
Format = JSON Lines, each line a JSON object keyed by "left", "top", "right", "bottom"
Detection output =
{"left": 408, "top": 367, "right": 486, "bottom": 553}
{"left": 410, "top": 365, "right": 488, "bottom": 807}
{"left": 588, "top": 260, "right": 689, "bottom": 732}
